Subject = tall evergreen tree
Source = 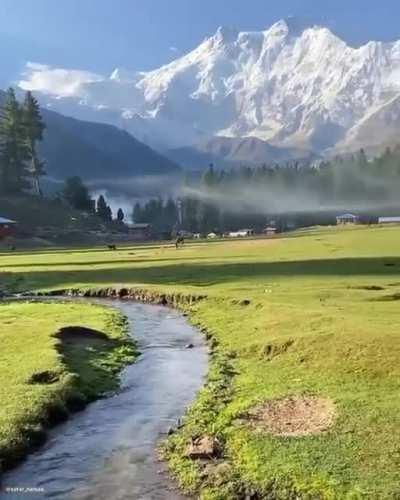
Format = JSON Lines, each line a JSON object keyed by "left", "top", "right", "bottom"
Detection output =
{"left": 117, "top": 208, "right": 124, "bottom": 222}
{"left": 182, "top": 181, "right": 199, "bottom": 232}
{"left": 199, "top": 164, "right": 220, "bottom": 233}
{"left": 62, "top": 176, "right": 93, "bottom": 211}
{"left": 0, "top": 88, "right": 30, "bottom": 193}
{"left": 105, "top": 205, "right": 113, "bottom": 222}
{"left": 133, "top": 202, "right": 142, "bottom": 223}
{"left": 96, "top": 194, "right": 112, "bottom": 221}
{"left": 164, "top": 198, "right": 178, "bottom": 227}
{"left": 22, "top": 91, "right": 46, "bottom": 196}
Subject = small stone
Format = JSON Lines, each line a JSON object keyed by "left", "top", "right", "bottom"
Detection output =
{"left": 185, "top": 435, "right": 219, "bottom": 459}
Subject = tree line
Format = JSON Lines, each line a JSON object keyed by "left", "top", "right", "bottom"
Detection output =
{"left": 61, "top": 177, "right": 125, "bottom": 223}
{"left": 0, "top": 88, "right": 46, "bottom": 195}
{"left": 133, "top": 147, "right": 400, "bottom": 233}
{"left": 0, "top": 88, "right": 125, "bottom": 225}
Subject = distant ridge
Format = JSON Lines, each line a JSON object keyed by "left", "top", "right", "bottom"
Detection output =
{"left": 0, "top": 90, "right": 181, "bottom": 183}
{"left": 167, "top": 136, "right": 317, "bottom": 171}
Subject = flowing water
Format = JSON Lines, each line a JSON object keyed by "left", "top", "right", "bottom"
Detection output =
{"left": 2, "top": 300, "right": 207, "bottom": 499}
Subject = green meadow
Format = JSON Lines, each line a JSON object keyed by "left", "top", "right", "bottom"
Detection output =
{"left": 0, "top": 301, "right": 135, "bottom": 470}
{"left": 1, "top": 225, "right": 400, "bottom": 498}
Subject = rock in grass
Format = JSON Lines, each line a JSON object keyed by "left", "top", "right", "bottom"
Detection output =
{"left": 185, "top": 436, "right": 219, "bottom": 459}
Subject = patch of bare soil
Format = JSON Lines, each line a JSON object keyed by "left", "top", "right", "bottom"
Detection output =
{"left": 246, "top": 396, "right": 336, "bottom": 437}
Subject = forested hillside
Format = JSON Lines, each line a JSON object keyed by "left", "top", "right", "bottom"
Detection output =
{"left": 0, "top": 90, "right": 181, "bottom": 183}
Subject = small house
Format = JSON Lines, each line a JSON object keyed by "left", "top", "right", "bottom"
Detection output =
{"left": 0, "top": 217, "right": 17, "bottom": 240}
{"left": 263, "top": 226, "right": 277, "bottom": 236}
{"left": 336, "top": 213, "right": 359, "bottom": 225}
{"left": 229, "top": 229, "right": 255, "bottom": 238}
{"left": 127, "top": 223, "right": 152, "bottom": 240}
{"left": 378, "top": 216, "right": 400, "bottom": 224}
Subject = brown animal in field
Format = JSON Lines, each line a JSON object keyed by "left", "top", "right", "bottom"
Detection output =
{"left": 107, "top": 244, "right": 117, "bottom": 251}
{"left": 175, "top": 236, "right": 185, "bottom": 249}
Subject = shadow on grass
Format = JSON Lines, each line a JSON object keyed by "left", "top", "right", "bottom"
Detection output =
{"left": 0, "top": 243, "right": 172, "bottom": 258}
{"left": 3, "top": 256, "right": 400, "bottom": 292}
{"left": 55, "top": 326, "right": 136, "bottom": 405}
{"left": 4, "top": 254, "right": 253, "bottom": 269}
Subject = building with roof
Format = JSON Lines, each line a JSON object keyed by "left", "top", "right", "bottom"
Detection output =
{"left": 0, "top": 217, "right": 17, "bottom": 240}
{"left": 228, "top": 229, "right": 255, "bottom": 238}
{"left": 378, "top": 216, "right": 400, "bottom": 224}
{"left": 263, "top": 226, "right": 277, "bottom": 236}
{"left": 126, "top": 223, "right": 152, "bottom": 240}
{"left": 336, "top": 213, "right": 359, "bottom": 225}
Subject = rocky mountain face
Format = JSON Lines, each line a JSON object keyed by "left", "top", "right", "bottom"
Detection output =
{"left": 18, "top": 18, "right": 400, "bottom": 161}
{"left": 166, "top": 136, "right": 317, "bottom": 171}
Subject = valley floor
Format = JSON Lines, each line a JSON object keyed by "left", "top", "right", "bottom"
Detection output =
{"left": 1, "top": 225, "right": 400, "bottom": 498}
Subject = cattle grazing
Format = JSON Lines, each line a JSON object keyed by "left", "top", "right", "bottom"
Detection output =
{"left": 175, "top": 236, "right": 185, "bottom": 249}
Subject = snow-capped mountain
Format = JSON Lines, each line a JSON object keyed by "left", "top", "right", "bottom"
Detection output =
{"left": 19, "top": 19, "right": 400, "bottom": 156}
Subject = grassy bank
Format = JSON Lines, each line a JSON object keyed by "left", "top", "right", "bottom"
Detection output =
{"left": 1, "top": 225, "right": 400, "bottom": 497}
{"left": 0, "top": 300, "right": 136, "bottom": 470}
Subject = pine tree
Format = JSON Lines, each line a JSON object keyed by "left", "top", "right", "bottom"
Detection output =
{"left": 22, "top": 91, "right": 46, "bottom": 196}
{"left": 133, "top": 202, "right": 142, "bottom": 223}
{"left": 62, "top": 176, "right": 93, "bottom": 210}
{"left": 165, "top": 198, "right": 178, "bottom": 228}
{"left": 199, "top": 164, "right": 220, "bottom": 233}
{"left": 96, "top": 194, "right": 108, "bottom": 219}
{"left": 181, "top": 175, "right": 199, "bottom": 232}
{"left": 0, "top": 88, "right": 30, "bottom": 193}
{"left": 105, "top": 205, "right": 113, "bottom": 222}
{"left": 0, "top": 105, "right": 6, "bottom": 194}
{"left": 96, "top": 194, "right": 112, "bottom": 221}
{"left": 117, "top": 208, "right": 124, "bottom": 222}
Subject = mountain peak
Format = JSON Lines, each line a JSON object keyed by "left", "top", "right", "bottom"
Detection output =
{"left": 214, "top": 26, "right": 239, "bottom": 44}
{"left": 19, "top": 19, "right": 400, "bottom": 155}
{"left": 109, "top": 68, "right": 136, "bottom": 82}
{"left": 268, "top": 16, "right": 326, "bottom": 37}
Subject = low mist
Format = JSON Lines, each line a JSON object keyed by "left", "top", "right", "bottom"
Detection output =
{"left": 183, "top": 174, "right": 400, "bottom": 217}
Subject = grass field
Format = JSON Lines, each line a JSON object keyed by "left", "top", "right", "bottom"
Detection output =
{"left": 1, "top": 225, "right": 400, "bottom": 498}
{"left": 0, "top": 301, "right": 135, "bottom": 470}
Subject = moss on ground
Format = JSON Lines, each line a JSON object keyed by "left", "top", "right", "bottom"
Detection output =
{"left": 1, "top": 225, "right": 400, "bottom": 497}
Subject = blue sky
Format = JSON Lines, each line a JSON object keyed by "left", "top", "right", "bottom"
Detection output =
{"left": 0, "top": 0, "right": 399, "bottom": 79}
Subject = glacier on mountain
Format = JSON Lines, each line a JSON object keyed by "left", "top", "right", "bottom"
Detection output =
{"left": 18, "top": 19, "right": 400, "bottom": 154}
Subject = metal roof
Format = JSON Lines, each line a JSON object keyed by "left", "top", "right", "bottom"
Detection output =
{"left": 0, "top": 216, "right": 16, "bottom": 224}
{"left": 378, "top": 217, "right": 400, "bottom": 223}
{"left": 336, "top": 213, "right": 358, "bottom": 218}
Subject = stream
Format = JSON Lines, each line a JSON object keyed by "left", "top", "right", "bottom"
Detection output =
{"left": 2, "top": 300, "right": 207, "bottom": 499}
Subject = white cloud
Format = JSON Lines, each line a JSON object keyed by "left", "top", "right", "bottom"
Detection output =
{"left": 18, "top": 62, "right": 103, "bottom": 98}
{"left": 169, "top": 46, "right": 179, "bottom": 53}
{"left": 25, "top": 62, "right": 50, "bottom": 71}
